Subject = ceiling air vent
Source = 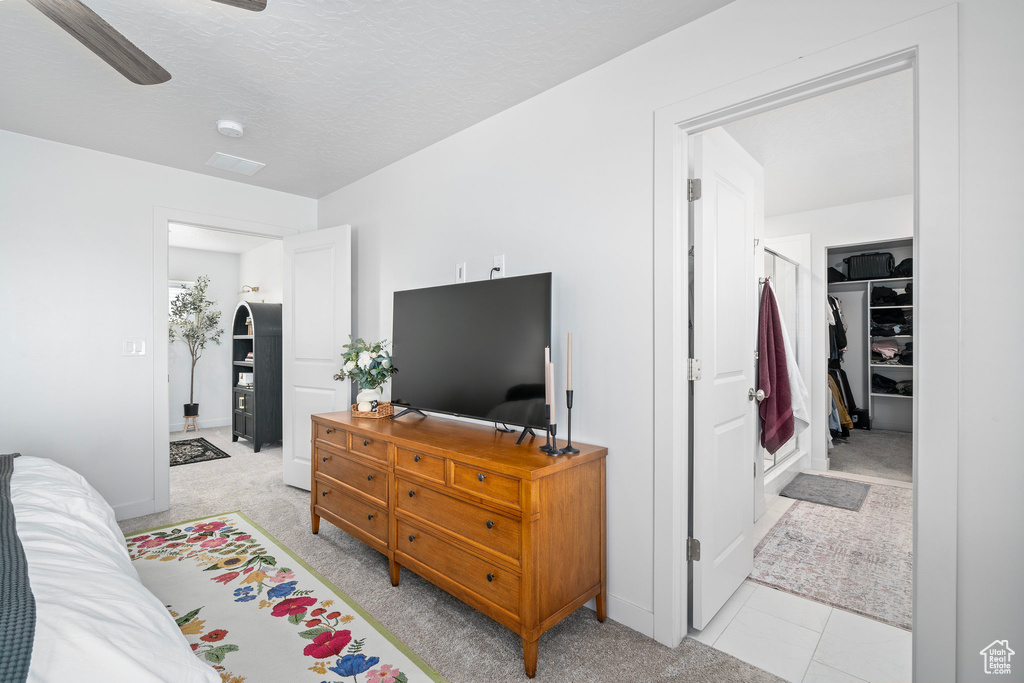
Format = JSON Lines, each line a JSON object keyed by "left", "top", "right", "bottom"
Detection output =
{"left": 205, "top": 152, "right": 265, "bottom": 176}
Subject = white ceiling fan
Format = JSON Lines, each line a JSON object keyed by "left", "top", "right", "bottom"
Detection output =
{"left": 26, "top": 0, "right": 267, "bottom": 85}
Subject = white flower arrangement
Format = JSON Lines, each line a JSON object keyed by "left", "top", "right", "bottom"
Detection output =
{"left": 333, "top": 336, "right": 397, "bottom": 390}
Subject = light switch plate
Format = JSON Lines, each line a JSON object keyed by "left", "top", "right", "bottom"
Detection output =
{"left": 122, "top": 339, "right": 146, "bottom": 356}
{"left": 455, "top": 262, "right": 467, "bottom": 283}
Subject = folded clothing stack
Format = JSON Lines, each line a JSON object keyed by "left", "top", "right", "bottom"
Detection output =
{"left": 871, "top": 340, "right": 913, "bottom": 366}
{"left": 873, "top": 373, "right": 913, "bottom": 396}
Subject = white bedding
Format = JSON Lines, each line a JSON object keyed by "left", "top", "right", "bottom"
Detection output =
{"left": 11, "top": 456, "right": 219, "bottom": 683}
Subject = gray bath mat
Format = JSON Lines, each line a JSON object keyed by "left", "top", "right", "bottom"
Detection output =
{"left": 780, "top": 473, "right": 870, "bottom": 511}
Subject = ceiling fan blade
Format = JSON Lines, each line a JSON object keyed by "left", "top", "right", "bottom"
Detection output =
{"left": 27, "top": 0, "right": 170, "bottom": 85}
{"left": 210, "top": 0, "right": 267, "bottom": 11}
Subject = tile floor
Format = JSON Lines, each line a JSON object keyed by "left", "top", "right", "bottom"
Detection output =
{"left": 688, "top": 493, "right": 913, "bottom": 683}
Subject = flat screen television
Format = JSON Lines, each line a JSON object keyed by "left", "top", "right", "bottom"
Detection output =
{"left": 391, "top": 273, "right": 551, "bottom": 429}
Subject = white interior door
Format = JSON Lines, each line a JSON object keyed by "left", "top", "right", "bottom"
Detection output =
{"left": 690, "top": 128, "right": 764, "bottom": 630}
{"left": 282, "top": 226, "right": 352, "bottom": 489}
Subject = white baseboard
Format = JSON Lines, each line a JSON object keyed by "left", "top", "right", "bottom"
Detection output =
{"left": 113, "top": 497, "right": 162, "bottom": 521}
{"left": 169, "top": 417, "right": 232, "bottom": 432}
{"left": 580, "top": 594, "right": 654, "bottom": 638}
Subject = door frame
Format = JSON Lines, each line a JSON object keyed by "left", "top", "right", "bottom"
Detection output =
{"left": 151, "top": 208, "right": 300, "bottom": 514}
{"left": 651, "top": 7, "right": 959, "bottom": 681}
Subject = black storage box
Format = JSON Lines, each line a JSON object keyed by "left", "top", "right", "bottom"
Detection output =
{"left": 844, "top": 252, "right": 895, "bottom": 280}
{"left": 850, "top": 408, "right": 871, "bottom": 430}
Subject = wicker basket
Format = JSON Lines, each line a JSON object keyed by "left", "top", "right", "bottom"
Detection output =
{"left": 351, "top": 401, "right": 394, "bottom": 419}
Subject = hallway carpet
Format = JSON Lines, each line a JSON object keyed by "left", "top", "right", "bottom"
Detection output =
{"left": 828, "top": 429, "right": 912, "bottom": 482}
{"left": 123, "top": 427, "right": 783, "bottom": 683}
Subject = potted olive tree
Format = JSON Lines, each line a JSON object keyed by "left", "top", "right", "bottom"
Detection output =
{"left": 169, "top": 275, "right": 224, "bottom": 418}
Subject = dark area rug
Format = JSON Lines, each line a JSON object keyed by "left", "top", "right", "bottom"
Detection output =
{"left": 781, "top": 472, "right": 870, "bottom": 511}
{"left": 169, "top": 438, "right": 231, "bottom": 467}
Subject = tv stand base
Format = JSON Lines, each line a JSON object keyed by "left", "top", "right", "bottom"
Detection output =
{"left": 391, "top": 407, "right": 427, "bottom": 420}
{"left": 515, "top": 425, "right": 537, "bottom": 445}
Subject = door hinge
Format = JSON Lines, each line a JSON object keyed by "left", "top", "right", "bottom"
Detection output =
{"left": 687, "top": 358, "right": 702, "bottom": 381}
{"left": 687, "top": 537, "right": 701, "bottom": 562}
{"left": 687, "top": 178, "right": 702, "bottom": 202}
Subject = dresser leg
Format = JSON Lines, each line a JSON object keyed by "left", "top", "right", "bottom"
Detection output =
{"left": 311, "top": 513, "right": 320, "bottom": 534}
{"left": 596, "top": 590, "right": 607, "bottom": 622}
{"left": 522, "top": 637, "right": 539, "bottom": 678}
{"left": 389, "top": 560, "right": 401, "bottom": 587}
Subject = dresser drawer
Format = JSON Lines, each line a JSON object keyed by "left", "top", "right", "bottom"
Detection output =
{"left": 395, "top": 447, "right": 445, "bottom": 484}
{"left": 317, "top": 452, "right": 387, "bottom": 504}
{"left": 398, "top": 479, "right": 520, "bottom": 562}
{"left": 315, "top": 422, "right": 348, "bottom": 451}
{"left": 398, "top": 522, "right": 520, "bottom": 616}
{"left": 315, "top": 480, "right": 387, "bottom": 544}
{"left": 451, "top": 463, "right": 521, "bottom": 509}
{"left": 350, "top": 433, "right": 387, "bottom": 462}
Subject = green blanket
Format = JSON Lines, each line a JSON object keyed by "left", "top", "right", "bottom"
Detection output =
{"left": 0, "top": 453, "right": 34, "bottom": 683}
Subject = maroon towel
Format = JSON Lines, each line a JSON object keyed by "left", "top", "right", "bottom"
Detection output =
{"left": 758, "top": 283, "right": 794, "bottom": 454}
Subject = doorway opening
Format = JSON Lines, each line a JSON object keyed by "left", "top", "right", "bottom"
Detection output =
{"left": 684, "top": 66, "right": 916, "bottom": 681}
{"left": 165, "top": 222, "right": 284, "bottom": 473}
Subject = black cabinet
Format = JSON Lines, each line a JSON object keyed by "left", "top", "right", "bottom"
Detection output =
{"left": 231, "top": 302, "right": 282, "bottom": 452}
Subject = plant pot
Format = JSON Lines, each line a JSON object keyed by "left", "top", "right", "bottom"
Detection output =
{"left": 184, "top": 403, "right": 199, "bottom": 417}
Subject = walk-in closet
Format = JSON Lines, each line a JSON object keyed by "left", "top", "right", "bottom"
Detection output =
{"left": 826, "top": 239, "right": 913, "bottom": 482}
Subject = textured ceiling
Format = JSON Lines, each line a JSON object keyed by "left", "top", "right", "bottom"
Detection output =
{"left": 722, "top": 69, "right": 914, "bottom": 217}
{"left": 0, "top": 0, "right": 732, "bottom": 198}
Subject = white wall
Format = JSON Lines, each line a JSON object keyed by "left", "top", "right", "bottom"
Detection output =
{"left": 168, "top": 247, "right": 240, "bottom": 430}
{"left": 954, "top": 2, "right": 1024, "bottom": 678}
{"left": 239, "top": 240, "right": 284, "bottom": 304}
{"left": 766, "top": 196, "right": 913, "bottom": 467}
{"left": 315, "top": 0, "right": 959, "bottom": 638}
{"left": 0, "top": 129, "right": 316, "bottom": 518}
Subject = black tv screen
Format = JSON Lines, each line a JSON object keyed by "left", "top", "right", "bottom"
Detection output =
{"left": 391, "top": 273, "right": 551, "bottom": 429}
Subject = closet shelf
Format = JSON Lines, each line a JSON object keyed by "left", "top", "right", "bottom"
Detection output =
{"left": 871, "top": 334, "right": 913, "bottom": 339}
{"left": 870, "top": 363, "right": 912, "bottom": 368}
{"left": 870, "top": 305, "right": 913, "bottom": 309}
{"left": 871, "top": 392, "right": 913, "bottom": 399}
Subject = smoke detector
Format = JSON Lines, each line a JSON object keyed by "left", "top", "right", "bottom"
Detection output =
{"left": 217, "top": 120, "right": 244, "bottom": 138}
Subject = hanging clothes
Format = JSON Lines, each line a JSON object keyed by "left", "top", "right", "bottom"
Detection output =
{"left": 828, "top": 375, "right": 854, "bottom": 430}
{"left": 828, "top": 295, "right": 848, "bottom": 354}
{"left": 758, "top": 282, "right": 794, "bottom": 455}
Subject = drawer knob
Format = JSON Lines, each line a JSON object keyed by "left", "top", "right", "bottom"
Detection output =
{"left": 486, "top": 520, "right": 495, "bottom": 529}
{"left": 487, "top": 573, "right": 495, "bottom": 582}
{"left": 322, "top": 456, "right": 328, "bottom": 462}
{"left": 414, "top": 454, "right": 421, "bottom": 462}
{"left": 367, "top": 514, "right": 374, "bottom": 521}
{"left": 326, "top": 428, "right": 333, "bottom": 434}
{"left": 477, "top": 473, "right": 486, "bottom": 482}
{"left": 363, "top": 439, "right": 370, "bottom": 447}
{"left": 367, "top": 474, "right": 374, "bottom": 481}
{"left": 408, "top": 534, "right": 416, "bottom": 542}
{"left": 408, "top": 490, "right": 415, "bottom": 497}
{"left": 321, "top": 490, "right": 329, "bottom": 497}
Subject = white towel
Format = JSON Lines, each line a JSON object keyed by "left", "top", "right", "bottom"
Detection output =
{"left": 778, "top": 314, "right": 810, "bottom": 439}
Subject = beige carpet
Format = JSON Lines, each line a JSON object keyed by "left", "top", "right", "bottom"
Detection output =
{"left": 121, "top": 426, "right": 783, "bottom": 683}
{"left": 829, "top": 429, "right": 912, "bottom": 482}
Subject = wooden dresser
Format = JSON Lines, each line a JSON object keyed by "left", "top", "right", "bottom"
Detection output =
{"left": 310, "top": 411, "right": 607, "bottom": 678}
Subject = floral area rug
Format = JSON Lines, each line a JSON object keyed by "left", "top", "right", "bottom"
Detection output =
{"left": 128, "top": 512, "right": 445, "bottom": 683}
{"left": 170, "top": 438, "right": 231, "bottom": 467}
{"left": 750, "top": 483, "right": 912, "bottom": 630}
